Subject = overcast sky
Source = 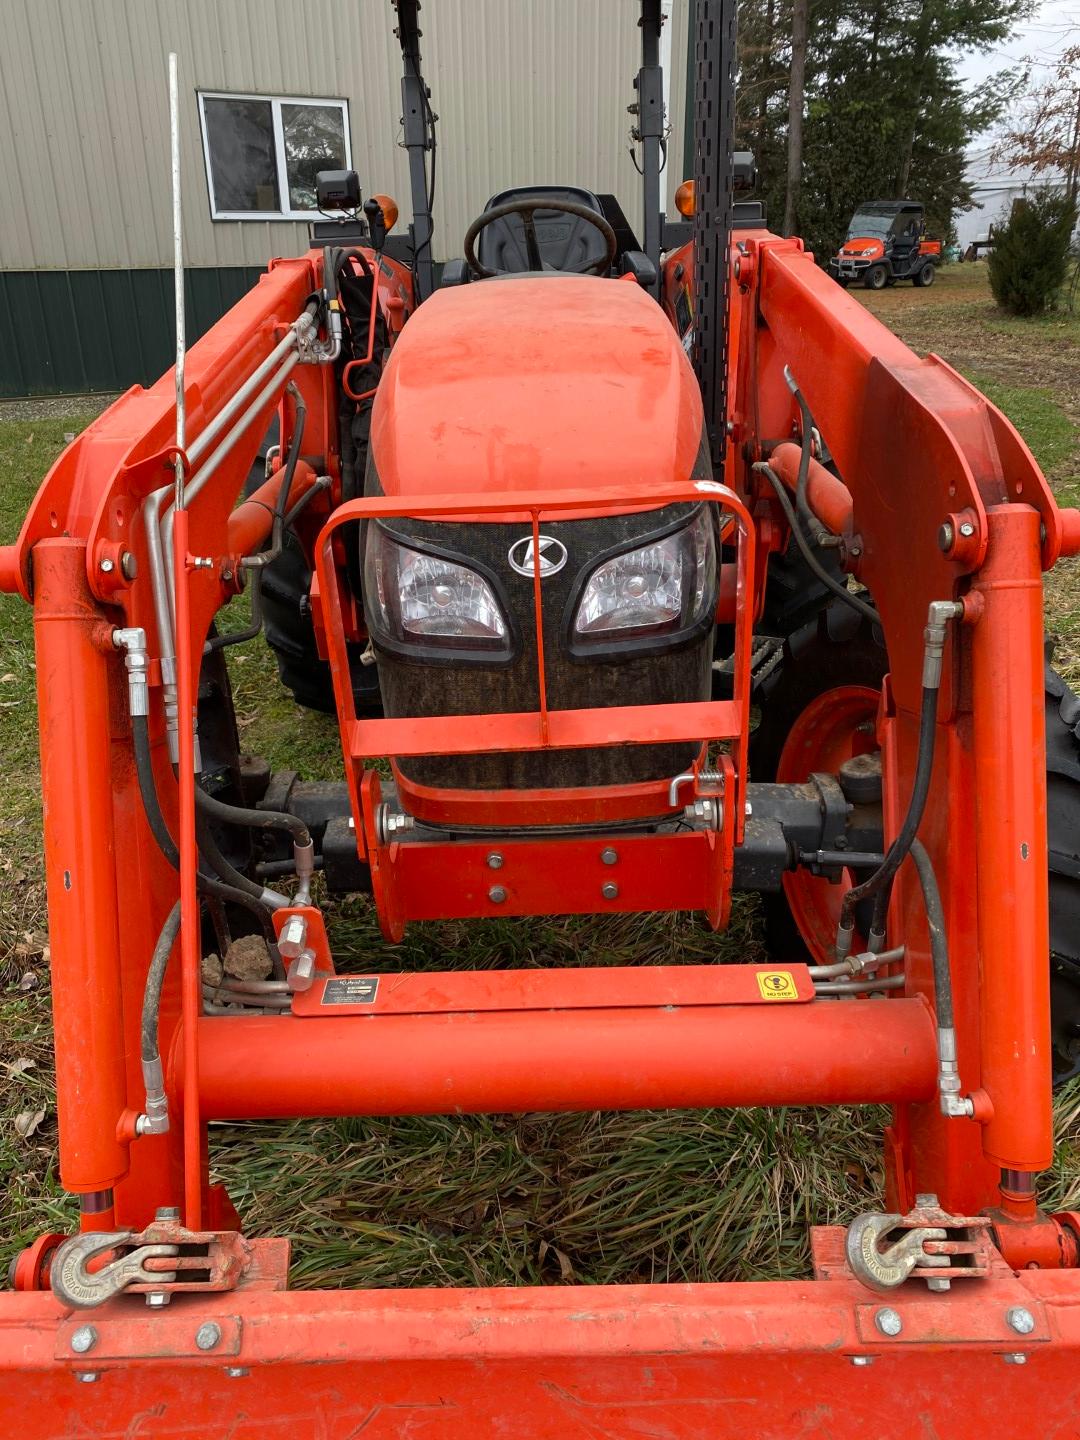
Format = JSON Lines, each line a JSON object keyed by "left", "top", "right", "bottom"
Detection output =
{"left": 955, "top": 0, "right": 1076, "bottom": 138}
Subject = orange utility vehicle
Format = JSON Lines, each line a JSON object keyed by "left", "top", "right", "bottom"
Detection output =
{"left": 2, "top": 2, "right": 1080, "bottom": 1434}
{"left": 829, "top": 200, "right": 943, "bottom": 289}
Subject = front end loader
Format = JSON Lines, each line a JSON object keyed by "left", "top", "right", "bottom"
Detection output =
{"left": 2, "top": 2, "right": 1079, "bottom": 1434}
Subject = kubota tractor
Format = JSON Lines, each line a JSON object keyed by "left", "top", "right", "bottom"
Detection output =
{"left": 829, "top": 199, "right": 943, "bottom": 289}
{"left": 2, "top": 2, "right": 1080, "bottom": 1434}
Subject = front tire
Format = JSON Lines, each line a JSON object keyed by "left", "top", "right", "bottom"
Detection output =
{"left": 864, "top": 264, "right": 888, "bottom": 291}
{"left": 915, "top": 262, "right": 936, "bottom": 287}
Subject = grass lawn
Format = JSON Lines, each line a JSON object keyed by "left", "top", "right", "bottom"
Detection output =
{"left": 1, "top": 264, "right": 1078, "bottom": 1288}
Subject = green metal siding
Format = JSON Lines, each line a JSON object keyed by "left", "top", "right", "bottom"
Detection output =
{"left": 0, "top": 267, "right": 264, "bottom": 398}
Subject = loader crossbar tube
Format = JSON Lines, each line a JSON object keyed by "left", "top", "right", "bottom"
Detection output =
{"left": 180, "top": 984, "right": 938, "bottom": 1119}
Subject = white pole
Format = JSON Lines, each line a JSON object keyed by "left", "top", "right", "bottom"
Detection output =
{"left": 169, "top": 51, "right": 186, "bottom": 510}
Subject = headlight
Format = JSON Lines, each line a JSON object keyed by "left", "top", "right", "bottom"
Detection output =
{"left": 569, "top": 506, "right": 717, "bottom": 652}
{"left": 363, "top": 524, "right": 512, "bottom": 659}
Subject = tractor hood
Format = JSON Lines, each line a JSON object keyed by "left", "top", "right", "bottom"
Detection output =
{"left": 369, "top": 275, "right": 704, "bottom": 497}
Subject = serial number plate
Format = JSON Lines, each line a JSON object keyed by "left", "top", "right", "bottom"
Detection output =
{"left": 320, "top": 976, "right": 380, "bottom": 1006}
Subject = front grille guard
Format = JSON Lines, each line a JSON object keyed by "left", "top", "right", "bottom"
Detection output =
{"left": 312, "top": 479, "right": 756, "bottom": 863}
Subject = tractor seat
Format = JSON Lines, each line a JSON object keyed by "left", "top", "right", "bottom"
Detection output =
{"left": 477, "top": 185, "right": 612, "bottom": 274}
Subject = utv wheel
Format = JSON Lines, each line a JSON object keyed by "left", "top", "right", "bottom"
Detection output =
{"left": 863, "top": 264, "right": 888, "bottom": 291}
{"left": 915, "top": 262, "right": 935, "bottom": 287}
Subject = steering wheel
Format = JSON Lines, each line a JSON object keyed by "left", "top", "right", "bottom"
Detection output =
{"left": 464, "top": 199, "right": 619, "bottom": 278}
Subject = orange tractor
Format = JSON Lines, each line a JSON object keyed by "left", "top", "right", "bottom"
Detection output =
{"left": 2, "top": 2, "right": 1080, "bottom": 1434}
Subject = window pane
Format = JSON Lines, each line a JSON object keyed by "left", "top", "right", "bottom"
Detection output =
{"left": 203, "top": 97, "right": 279, "bottom": 213}
{"left": 282, "top": 103, "right": 347, "bottom": 211}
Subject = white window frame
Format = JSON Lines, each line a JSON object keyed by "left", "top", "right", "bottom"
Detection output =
{"left": 197, "top": 91, "right": 352, "bottom": 222}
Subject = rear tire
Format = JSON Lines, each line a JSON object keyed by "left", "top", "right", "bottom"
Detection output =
{"left": 915, "top": 262, "right": 936, "bottom": 287}
{"left": 864, "top": 264, "right": 888, "bottom": 291}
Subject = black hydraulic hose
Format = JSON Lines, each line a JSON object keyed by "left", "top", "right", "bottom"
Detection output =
{"left": 789, "top": 381, "right": 820, "bottom": 537}
{"left": 756, "top": 462, "right": 879, "bottom": 626}
{"left": 131, "top": 716, "right": 279, "bottom": 941}
{"left": 908, "top": 836, "right": 953, "bottom": 1030}
{"left": 836, "top": 681, "right": 939, "bottom": 941}
{"left": 242, "top": 384, "right": 306, "bottom": 571}
{"left": 142, "top": 901, "right": 181, "bottom": 1064}
{"left": 193, "top": 783, "right": 311, "bottom": 849}
{"left": 206, "top": 570, "right": 263, "bottom": 652}
{"left": 195, "top": 812, "right": 265, "bottom": 902}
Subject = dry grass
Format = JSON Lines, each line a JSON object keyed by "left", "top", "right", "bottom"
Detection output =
{"left": 1, "top": 264, "right": 1078, "bottom": 1288}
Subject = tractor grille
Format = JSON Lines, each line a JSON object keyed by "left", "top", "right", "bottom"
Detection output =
{"left": 366, "top": 502, "right": 713, "bottom": 791}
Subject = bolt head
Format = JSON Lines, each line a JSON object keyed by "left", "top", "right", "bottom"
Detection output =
{"left": 486, "top": 852, "right": 504, "bottom": 870}
{"left": 99, "top": 557, "right": 115, "bottom": 573}
{"left": 155, "top": 1206, "right": 181, "bottom": 1221}
{"left": 958, "top": 521, "right": 976, "bottom": 538}
{"left": 874, "top": 1307, "right": 902, "bottom": 1337}
{"left": 195, "top": 1321, "right": 222, "bottom": 1351}
{"left": 850, "top": 1355, "right": 875, "bottom": 1367}
{"left": 926, "top": 1276, "right": 951, "bottom": 1292}
{"left": 1004, "top": 1352, "right": 1028, "bottom": 1365}
{"left": 225, "top": 1366, "right": 250, "bottom": 1379}
{"left": 600, "top": 848, "right": 618, "bottom": 866}
{"left": 70, "top": 1325, "right": 98, "bottom": 1354}
{"left": 488, "top": 885, "right": 507, "bottom": 904}
{"left": 601, "top": 882, "right": 619, "bottom": 901}
{"left": 1006, "top": 1306, "right": 1036, "bottom": 1335}
{"left": 74, "top": 1370, "right": 100, "bottom": 1383}
{"left": 145, "top": 1290, "right": 170, "bottom": 1308}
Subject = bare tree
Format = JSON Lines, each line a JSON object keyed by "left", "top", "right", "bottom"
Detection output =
{"left": 782, "top": 0, "right": 809, "bottom": 236}
{"left": 993, "top": 45, "right": 1080, "bottom": 206}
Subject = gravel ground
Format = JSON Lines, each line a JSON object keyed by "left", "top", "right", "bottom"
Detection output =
{"left": 0, "top": 394, "right": 118, "bottom": 423}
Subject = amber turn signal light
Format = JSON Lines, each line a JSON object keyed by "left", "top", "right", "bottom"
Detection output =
{"left": 675, "top": 180, "right": 695, "bottom": 218}
{"left": 371, "top": 194, "right": 399, "bottom": 232}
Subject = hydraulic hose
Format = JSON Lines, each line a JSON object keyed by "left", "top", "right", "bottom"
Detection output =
{"left": 194, "top": 784, "right": 314, "bottom": 905}
{"left": 908, "top": 837, "right": 952, "bottom": 1029}
{"left": 833, "top": 600, "right": 964, "bottom": 958}
{"left": 193, "top": 784, "right": 311, "bottom": 848}
{"left": 907, "top": 836, "right": 970, "bottom": 1117}
{"left": 785, "top": 369, "right": 822, "bottom": 539}
{"left": 241, "top": 383, "right": 307, "bottom": 572}
{"left": 131, "top": 715, "right": 284, "bottom": 930}
{"left": 756, "top": 462, "right": 879, "bottom": 626}
{"left": 137, "top": 900, "right": 181, "bottom": 1135}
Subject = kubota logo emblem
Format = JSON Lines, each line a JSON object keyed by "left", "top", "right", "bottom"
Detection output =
{"left": 507, "top": 534, "right": 568, "bottom": 579}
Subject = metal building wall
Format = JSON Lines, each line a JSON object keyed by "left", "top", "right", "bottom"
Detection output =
{"left": 0, "top": 0, "right": 688, "bottom": 271}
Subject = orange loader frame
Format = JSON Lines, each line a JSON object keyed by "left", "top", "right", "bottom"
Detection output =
{"left": 3, "top": 11, "right": 1080, "bottom": 1434}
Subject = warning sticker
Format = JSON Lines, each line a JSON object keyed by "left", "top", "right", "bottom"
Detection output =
{"left": 321, "top": 976, "right": 380, "bottom": 1006}
{"left": 756, "top": 970, "right": 798, "bottom": 1001}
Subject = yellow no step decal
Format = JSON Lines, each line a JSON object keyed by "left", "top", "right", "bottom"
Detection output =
{"left": 756, "top": 970, "right": 798, "bottom": 1001}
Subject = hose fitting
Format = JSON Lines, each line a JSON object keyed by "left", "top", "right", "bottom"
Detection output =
{"left": 136, "top": 1056, "right": 170, "bottom": 1136}
{"left": 923, "top": 600, "right": 964, "bottom": 689}
{"left": 292, "top": 841, "right": 316, "bottom": 906}
{"left": 113, "top": 627, "right": 149, "bottom": 718}
{"left": 938, "top": 1024, "right": 975, "bottom": 1118}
